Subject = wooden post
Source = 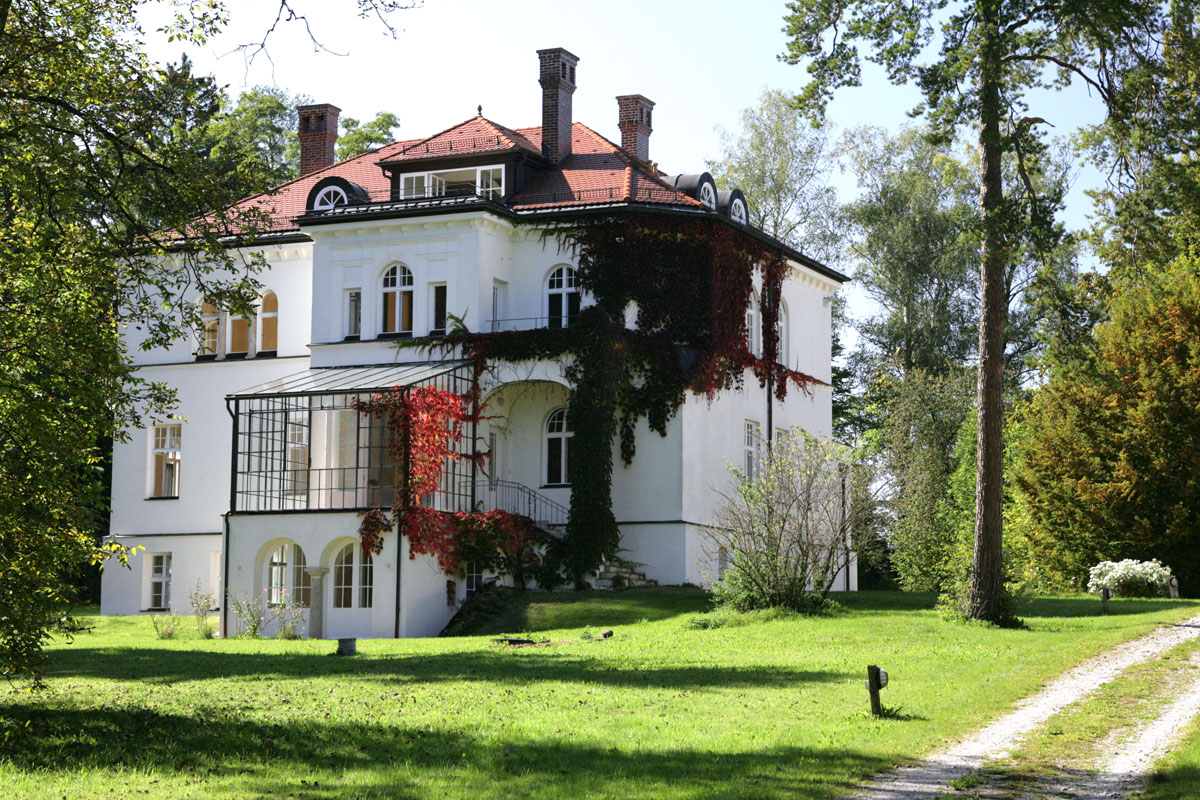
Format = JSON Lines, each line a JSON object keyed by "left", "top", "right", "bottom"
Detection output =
{"left": 1170, "top": 577, "right": 1180, "bottom": 599}
{"left": 867, "top": 664, "right": 883, "bottom": 716}
{"left": 1101, "top": 587, "right": 1111, "bottom": 614}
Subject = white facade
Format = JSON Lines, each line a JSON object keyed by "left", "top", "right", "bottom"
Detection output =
{"left": 102, "top": 67, "right": 849, "bottom": 635}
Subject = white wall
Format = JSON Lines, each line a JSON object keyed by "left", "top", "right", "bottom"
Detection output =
{"left": 100, "top": 533, "right": 222, "bottom": 615}
{"left": 109, "top": 357, "right": 310, "bottom": 538}
{"left": 225, "top": 512, "right": 459, "bottom": 639}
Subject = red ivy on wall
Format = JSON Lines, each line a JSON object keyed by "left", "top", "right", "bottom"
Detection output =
{"left": 352, "top": 386, "right": 540, "bottom": 585}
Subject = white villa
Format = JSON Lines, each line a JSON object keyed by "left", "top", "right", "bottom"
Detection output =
{"left": 100, "top": 47, "right": 851, "bottom": 639}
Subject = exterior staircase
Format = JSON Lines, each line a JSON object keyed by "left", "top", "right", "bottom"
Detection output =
{"left": 594, "top": 558, "right": 657, "bottom": 590}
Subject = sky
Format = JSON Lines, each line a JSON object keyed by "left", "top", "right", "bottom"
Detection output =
{"left": 137, "top": 0, "right": 1110, "bottom": 324}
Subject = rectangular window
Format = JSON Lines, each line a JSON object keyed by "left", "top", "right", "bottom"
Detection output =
{"left": 478, "top": 167, "right": 503, "bottom": 200}
{"left": 259, "top": 293, "right": 278, "bottom": 353}
{"left": 744, "top": 421, "right": 760, "bottom": 480}
{"left": 465, "top": 561, "right": 483, "bottom": 596}
{"left": 491, "top": 280, "right": 506, "bottom": 332}
{"left": 229, "top": 316, "right": 251, "bottom": 355}
{"left": 346, "top": 289, "right": 361, "bottom": 338}
{"left": 381, "top": 290, "right": 413, "bottom": 335}
{"left": 402, "top": 174, "right": 427, "bottom": 199}
{"left": 151, "top": 424, "right": 181, "bottom": 498}
{"left": 149, "top": 554, "right": 171, "bottom": 610}
{"left": 547, "top": 437, "right": 563, "bottom": 485}
{"left": 431, "top": 284, "right": 447, "bottom": 336}
{"left": 200, "top": 301, "right": 220, "bottom": 356}
{"left": 359, "top": 553, "right": 374, "bottom": 608}
{"left": 285, "top": 413, "right": 309, "bottom": 496}
{"left": 333, "top": 552, "right": 353, "bottom": 609}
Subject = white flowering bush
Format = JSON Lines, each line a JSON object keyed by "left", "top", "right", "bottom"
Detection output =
{"left": 1087, "top": 559, "right": 1173, "bottom": 598}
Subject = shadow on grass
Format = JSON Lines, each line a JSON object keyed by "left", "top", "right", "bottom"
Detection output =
{"left": 1140, "top": 763, "right": 1200, "bottom": 800}
{"left": 0, "top": 705, "right": 893, "bottom": 799}
{"left": 1012, "top": 596, "right": 1199, "bottom": 619}
{"left": 453, "top": 586, "right": 713, "bottom": 635}
{"left": 45, "top": 646, "right": 852, "bottom": 690}
{"left": 827, "top": 591, "right": 938, "bottom": 613}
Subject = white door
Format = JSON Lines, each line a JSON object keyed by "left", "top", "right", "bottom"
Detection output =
{"left": 327, "top": 543, "right": 374, "bottom": 638}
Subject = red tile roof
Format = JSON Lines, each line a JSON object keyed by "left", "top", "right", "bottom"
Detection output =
{"left": 510, "top": 123, "right": 701, "bottom": 209}
{"left": 230, "top": 117, "right": 697, "bottom": 234}
{"left": 381, "top": 115, "right": 542, "bottom": 163}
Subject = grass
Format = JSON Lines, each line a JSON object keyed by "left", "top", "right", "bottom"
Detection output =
{"left": 1, "top": 589, "right": 1197, "bottom": 800}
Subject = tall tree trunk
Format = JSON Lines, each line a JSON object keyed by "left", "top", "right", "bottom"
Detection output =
{"left": 968, "top": 0, "right": 1008, "bottom": 622}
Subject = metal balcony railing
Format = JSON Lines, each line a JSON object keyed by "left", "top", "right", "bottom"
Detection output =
{"left": 441, "top": 476, "right": 569, "bottom": 533}
{"left": 484, "top": 315, "right": 579, "bottom": 333}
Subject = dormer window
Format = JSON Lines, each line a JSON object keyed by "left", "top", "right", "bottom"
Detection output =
{"left": 399, "top": 165, "right": 504, "bottom": 201}
{"left": 699, "top": 181, "right": 717, "bottom": 211}
{"left": 305, "top": 176, "right": 368, "bottom": 211}
{"left": 313, "top": 185, "right": 348, "bottom": 210}
{"left": 731, "top": 197, "right": 748, "bottom": 225}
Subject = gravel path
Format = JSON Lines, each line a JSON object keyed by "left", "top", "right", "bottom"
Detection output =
{"left": 1053, "top": 649, "right": 1200, "bottom": 800}
{"left": 853, "top": 614, "right": 1200, "bottom": 800}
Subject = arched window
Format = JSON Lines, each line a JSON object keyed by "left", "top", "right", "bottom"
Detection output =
{"left": 199, "top": 298, "right": 221, "bottom": 356}
{"left": 545, "top": 407, "right": 573, "bottom": 486}
{"left": 333, "top": 542, "right": 373, "bottom": 609}
{"left": 259, "top": 291, "right": 278, "bottom": 353}
{"left": 745, "top": 291, "right": 760, "bottom": 357}
{"left": 381, "top": 265, "right": 414, "bottom": 335}
{"left": 313, "top": 185, "right": 348, "bottom": 210}
{"left": 776, "top": 301, "right": 789, "bottom": 368}
{"left": 267, "top": 542, "right": 310, "bottom": 607}
{"left": 547, "top": 266, "right": 580, "bottom": 329}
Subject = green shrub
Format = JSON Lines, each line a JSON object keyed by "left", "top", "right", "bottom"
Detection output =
{"left": 150, "top": 613, "right": 179, "bottom": 640}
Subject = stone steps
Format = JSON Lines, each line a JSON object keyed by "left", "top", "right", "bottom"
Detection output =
{"left": 593, "top": 560, "right": 657, "bottom": 590}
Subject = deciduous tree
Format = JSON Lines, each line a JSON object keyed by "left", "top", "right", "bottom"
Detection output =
{"left": 781, "top": 0, "right": 1162, "bottom": 621}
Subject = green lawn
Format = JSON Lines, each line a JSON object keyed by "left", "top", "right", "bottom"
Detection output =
{"left": 2, "top": 590, "right": 1197, "bottom": 800}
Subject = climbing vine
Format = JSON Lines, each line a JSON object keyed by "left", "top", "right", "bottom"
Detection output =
{"left": 352, "top": 385, "right": 541, "bottom": 585}
{"left": 426, "top": 211, "right": 825, "bottom": 587}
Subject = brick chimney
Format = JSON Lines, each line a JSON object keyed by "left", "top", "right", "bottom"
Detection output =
{"left": 537, "top": 48, "right": 579, "bottom": 162}
{"left": 297, "top": 103, "right": 341, "bottom": 175}
{"left": 617, "top": 95, "right": 654, "bottom": 162}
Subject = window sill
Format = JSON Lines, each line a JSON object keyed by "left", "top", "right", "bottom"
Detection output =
{"left": 256, "top": 350, "right": 277, "bottom": 359}
{"left": 377, "top": 332, "right": 413, "bottom": 341}
{"left": 143, "top": 608, "right": 169, "bottom": 613}
{"left": 193, "top": 354, "right": 217, "bottom": 362}
{"left": 342, "top": 335, "right": 361, "bottom": 342}
{"left": 540, "top": 484, "right": 571, "bottom": 490}
{"left": 146, "top": 496, "right": 179, "bottom": 501}
{"left": 225, "top": 352, "right": 248, "bottom": 360}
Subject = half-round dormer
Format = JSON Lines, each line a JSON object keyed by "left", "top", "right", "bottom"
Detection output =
{"left": 306, "top": 176, "right": 371, "bottom": 211}
{"left": 662, "top": 172, "right": 719, "bottom": 211}
{"left": 717, "top": 188, "right": 750, "bottom": 226}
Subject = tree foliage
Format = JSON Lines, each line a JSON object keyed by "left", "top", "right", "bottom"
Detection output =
{"left": 1078, "top": 0, "right": 1200, "bottom": 277}
{"left": 781, "top": 0, "right": 1159, "bottom": 621}
{"left": 879, "top": 368, "right": 975, "bottom": 591}
{"left": 0, "top": 0, "right": 324, "bottom": 682}
{"left": 337, "top": 112, "right": 401, "bottom": 161}
{"left": 707, "top": 89, "right": 840, "bottom": 264}
{"left": 1019, "top": 253, "right": 1200, "bottom": 594}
